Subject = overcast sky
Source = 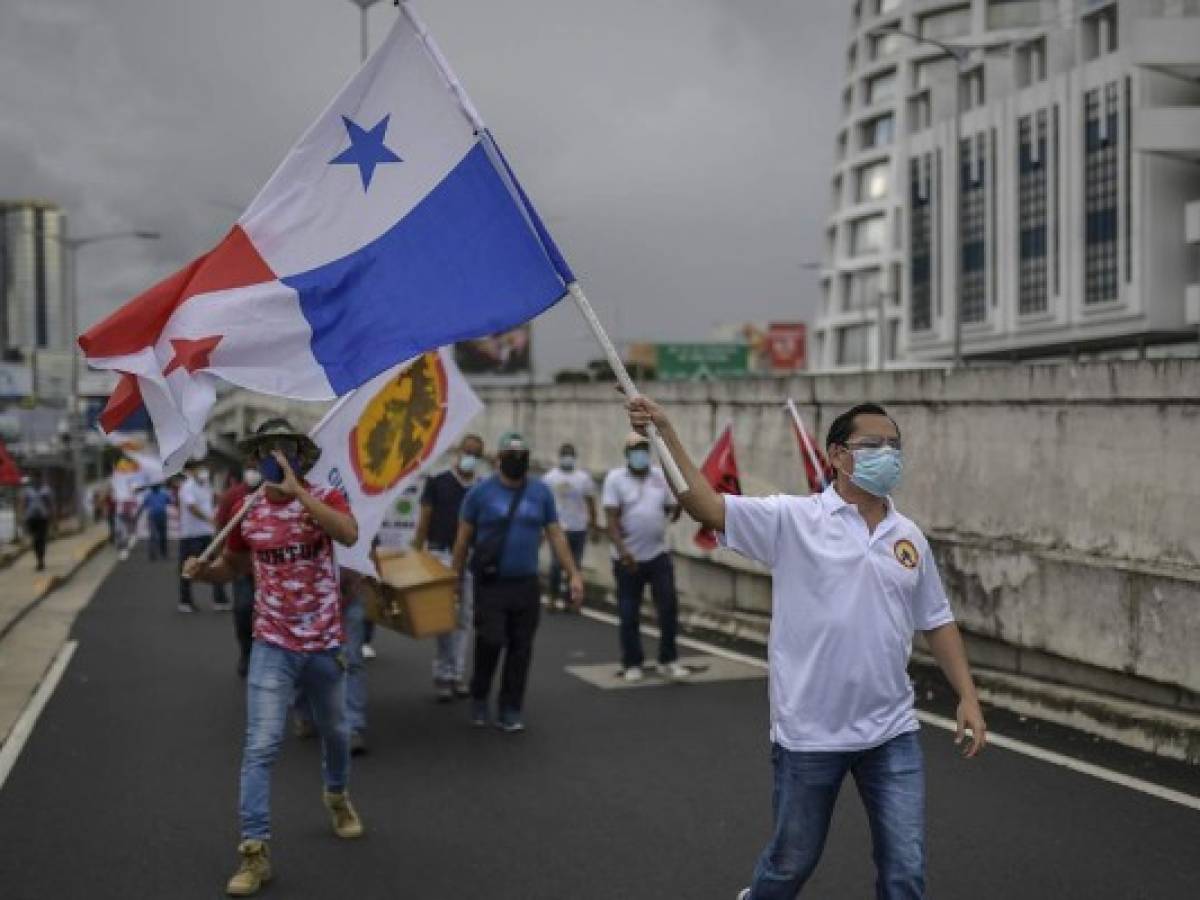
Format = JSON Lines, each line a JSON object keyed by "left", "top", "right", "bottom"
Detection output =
{"left": 0, "top": 0, "right": 848, "bottom": 376}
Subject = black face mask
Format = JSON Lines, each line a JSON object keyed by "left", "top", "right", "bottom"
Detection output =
{"left": 499, "top": 453, "right": 529, "bottom": 480}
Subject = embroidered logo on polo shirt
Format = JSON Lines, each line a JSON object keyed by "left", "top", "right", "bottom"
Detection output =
{"left": 893, "top": 539, "right": 919, "bottom": 569}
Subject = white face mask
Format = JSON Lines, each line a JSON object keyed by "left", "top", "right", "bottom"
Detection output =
{"left": 243, "top": 469, "right": 263, "bottom": 488}
{"left": 196, "top": 470, "right": 210, "bottom": 485}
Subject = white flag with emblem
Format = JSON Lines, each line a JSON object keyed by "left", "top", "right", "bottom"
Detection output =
{"left": 307, "top": 346, "right": 483, "bottom": 576}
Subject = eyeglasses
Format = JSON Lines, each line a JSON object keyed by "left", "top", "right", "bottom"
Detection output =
{"left": 844, "top": 437, "right": 902, "bottom": 451}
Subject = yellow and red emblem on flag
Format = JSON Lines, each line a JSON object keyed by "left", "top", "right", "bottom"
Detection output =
{"left": 349, "top": 352, "right": 449, "bottom": 496}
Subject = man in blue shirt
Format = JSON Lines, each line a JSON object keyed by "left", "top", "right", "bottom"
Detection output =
{"left": 451, "top": 431, "right": 584, "bottom": 732}
{"left": 137, "top": 483, "right": 172, "bottom": 562}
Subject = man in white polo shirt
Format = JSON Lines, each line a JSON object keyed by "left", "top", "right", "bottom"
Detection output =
{"left": 602, "top": 432, "right": 687, "bottom": 682}
{"left": 625, "top": 396, "right": 986, "bottom": 900}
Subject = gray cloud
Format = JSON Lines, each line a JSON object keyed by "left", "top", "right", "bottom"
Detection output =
{"left": 0, "top": 0, "right": 847, "bottom": 375}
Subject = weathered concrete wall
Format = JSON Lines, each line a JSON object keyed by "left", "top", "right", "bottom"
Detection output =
{"left": 477, "top": 360, "right": 1200, "bottom": 705}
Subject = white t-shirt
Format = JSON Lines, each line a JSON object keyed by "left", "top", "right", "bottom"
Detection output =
{"left": 542, "top": 467, "right": 596, "bottom": 533}
{"left": 178, "top": 476, "right": 215, "bottom": 539}
{"left": 722, "top": 487, "right": 954, "bottom": 752}
{"left": 601, "top": 466, "right": 676, "bottom": 562}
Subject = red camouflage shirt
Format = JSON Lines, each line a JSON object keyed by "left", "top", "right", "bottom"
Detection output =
{"left": 226, "top": 484, "right": 350, "bottom": 653}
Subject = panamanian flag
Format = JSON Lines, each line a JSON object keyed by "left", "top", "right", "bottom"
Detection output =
{"left": 79, "top": 3, "right": 572, "bottom": 471}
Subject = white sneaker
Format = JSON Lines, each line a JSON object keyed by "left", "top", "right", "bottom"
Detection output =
{"left": 664, "top": 661, "right": 691, "bottom": 680}
{"left": 737, "top": 890, "right": 751, "bottom": 900}
{"left": 622, "top": 666, "right": 644, "bottom": 683}
{"left": 118, "top": 549, "right": 130, "bottom": 561}
{"left": 177, "top": 603, "right": 195, "bottom": 613}
{"left": 361, "top": 644, "right": 377, "bottom": 660}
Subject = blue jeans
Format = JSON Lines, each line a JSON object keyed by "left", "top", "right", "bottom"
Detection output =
{"left": 239, "top": 641, "right": 350, "bottom": 840}
{"left": 432, "top": 549, "right": 474, "bottom": 684}
{"left": 748, "top": 731, "right": 926, "bottom": 900}
{"left": 614, "top": 552, "right": 678, "bottom": 669}
{"left": 296, "top": 594, "right": 368, "bottom": 734}
{"left": 549, "top": 529, "right": 587, "bottom": 601}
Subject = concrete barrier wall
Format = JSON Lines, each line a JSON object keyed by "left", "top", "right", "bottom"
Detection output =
{"left": 475, "top": 360, "right": 1200, "bottom": 705}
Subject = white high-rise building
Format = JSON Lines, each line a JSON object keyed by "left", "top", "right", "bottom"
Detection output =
{"left": 0, "top": 200, "right": 67, "bottom": 358}
{"left": 811, "top": 0, "right": 1200, "bottom": 369}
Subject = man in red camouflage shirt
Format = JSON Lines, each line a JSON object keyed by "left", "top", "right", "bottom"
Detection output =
{"left": 184, "top": 419, "right": 363, "bottom": 897}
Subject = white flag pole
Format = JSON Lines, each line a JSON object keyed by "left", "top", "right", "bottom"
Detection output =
{"left": 568, "top": 283, "right": 689, "bottom": 494}
{"left": 786, "top": 398, "right": 828, "bottom": 492}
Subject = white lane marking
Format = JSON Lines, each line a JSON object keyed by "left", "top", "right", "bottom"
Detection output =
{"left": 576, "top": 607, "right": 1200, "bottom": 813}
{"left": 0, "top": 640, "right": 79, "bottom": 792}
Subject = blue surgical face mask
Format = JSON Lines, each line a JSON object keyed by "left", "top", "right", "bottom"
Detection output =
{"left": 849, "top": 447, "right": 903, "bottom": 497}
{"left": 559, "top": 454, "right": 576, "bottom": 471}
{"left": 458, "top": 453, "right": 479, "bottom": 474}
{"left": 627, "top": 448, "right": 651, "bottom": 472}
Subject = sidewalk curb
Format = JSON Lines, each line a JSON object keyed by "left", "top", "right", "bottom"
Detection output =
{"left": 0, "top": 532, "right": 111, "bottom": 645}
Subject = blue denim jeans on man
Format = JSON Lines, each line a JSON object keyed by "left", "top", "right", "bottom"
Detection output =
{"left": 296, "top": 592, "right": 367, "bottom": 735}
{"left": 747, "top": 731, "right": 925, "bottom": 900}
{"left": 614, "top": 551, "right": 679, "bottom": 669}
{"left": 239, "top": 640, "right": 350, "bottom": 840}
{"left": 431, "top": 548, "right": 474, "bottom": 685}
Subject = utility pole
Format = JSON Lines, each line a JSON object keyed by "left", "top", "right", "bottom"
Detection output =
{"left": 347, "top": 0, "right": 385, "bottom": 63}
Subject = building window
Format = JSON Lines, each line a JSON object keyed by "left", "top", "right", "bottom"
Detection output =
{"left": 910, "top": 156, "right": 933, "bottom": 332}
{"left": 855, "top": 160, "right": 891, "bottom": 203}
{"left": 870, "top": 31, "right": 904, "bottom": 61}
{"left": 1084, "top": 84, "right": 1119, "bottom": 304}
{"left": 837, "top": 129, "right": 848, "bottom": 161}
{"left": 1016, "top": 38, "right": 1047, "bottom": 88}
{"left": 959, "top": 136, "right": 987, "bottom": 324}
{"left": 837, "top": 324, "right": 870, "bottom": 366}
{"left": 860, "top": 113, "right": 895, "bottom": 150}
{"left": 831, "top": 174, "right": 843, "bottom": 210}
{"left": 988, "top": 0, "right": 1044, "bottom": 30}
{"left": 850, "top": 214, "right": 887, "bottom": 256}
{"left": 843, "top": 268, "right": 882, "bottom": 312}
{"left": 1083, "top": 6, "right": 1118, "bottom": 61}
{"left": 960, "top": 69, "right": 985, "bottom": 112}
{"left": 908, "top": 92, "right": 932, "bottom": 134}
{"left": 1018, "top": 113, "right": 1049, "bottom": 315}
{"left": 847, "top": 43, "right": 858, "bottom": 74}
{"left": 918, "top": 5, "right": 971, "bottom": 42}
{"left": 865, "top": 69, "right": 897, "bottom": 106}
{"left": 843, "top": 86, "right": 853, "bottom": 115}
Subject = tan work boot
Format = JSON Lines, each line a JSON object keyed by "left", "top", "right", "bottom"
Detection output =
{"left": 226, "top": 839, "right": 272, "bottom": 896}
{"left": 323, "top": 790, "right": 364, "bottom": 839}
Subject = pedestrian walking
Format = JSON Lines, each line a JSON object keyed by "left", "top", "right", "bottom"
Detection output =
{"left": 177, "top": 460, "right": 229, "bottom": 612}
{"left": 411, "top": 433, "right": 484, "bottom": 702}
{"left": 602, "top": 433, "right": 687, "bottom": 682}
{"left": 450, "top": 431, "right": 584, "bottom": 732}
{"left": 137, "top": 483, "right": 172, "bottom": 561}
{"left": 624, "top": 397, "right": 988, "bottom": 900}
{"left": 19, "top": 473, "right": 54, "bottom": 571}
{"left": 182, "top": 418, "right": 364, "bottom": 897}
{"left": 217, "top": 465, "right": 262, "bottom": 676}
{"left": 542, "top": 442, "right": 597, "bottom": 612}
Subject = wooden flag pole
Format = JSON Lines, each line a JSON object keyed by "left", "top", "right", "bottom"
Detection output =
{"left": 786, "top": 398, "right": 829, "bottom": 492}
{"left": 569, "top": 283, "right": 689, "bottom": 495}
{"left": 194, "top": 485, "right": 265, "bottom": 567}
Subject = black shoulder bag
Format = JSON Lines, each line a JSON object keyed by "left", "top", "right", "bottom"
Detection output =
{"left": 470, "top": 482, "right": 527, "bottom": 584}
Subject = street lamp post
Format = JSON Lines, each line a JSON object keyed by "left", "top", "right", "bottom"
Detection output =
{"left": 346, "top": 0, "right": 385, "bottom": 63}
{"left": 873, "top": 25, "right": 971, "bottom": 368}
{"left": 60, "top": 226, "right": 160, "bottom": 524}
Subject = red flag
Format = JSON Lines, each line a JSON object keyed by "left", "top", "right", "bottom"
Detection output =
{"left": 0, "top": 439, "right": 22, "bottom": 487}
{"left": 791, "top": 418, "right": 833, "bottom": 494}
{"left": 694, "top": 423, "right": 741, "bottom": 551}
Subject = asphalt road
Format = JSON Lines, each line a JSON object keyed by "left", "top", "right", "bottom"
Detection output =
{"left": 0, "top": 552, "right": 1197, "bottom": 899}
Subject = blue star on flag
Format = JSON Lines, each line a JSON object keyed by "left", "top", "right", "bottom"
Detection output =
{"left": 329, "top": 114, "right": 403, "bottom": 190}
